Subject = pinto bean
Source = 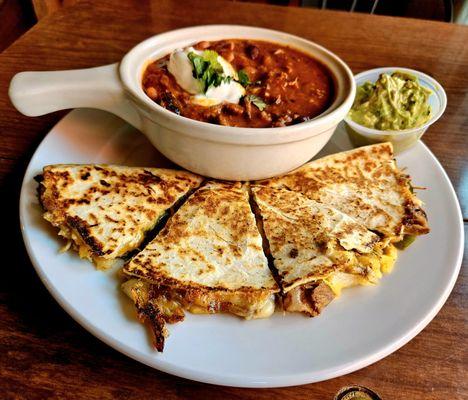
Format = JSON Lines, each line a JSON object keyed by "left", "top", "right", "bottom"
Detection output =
{"left": 218, "top": 115, "right": 230, "bottom": 126}
{"left": 197, "top": 41, "right": 211, "bottom": 49}
{"left": 224, "top": 52, "right": 234, "bottom": 62}
{"left": 236, "top": 54, "right": 251, "bottom": 67}
{"left": 262, "top": 55, "right": 273, "bottom": 66}
{"left": 160, "top": 75, "right": 170, "bottom": 87}
{"left": 223, "top": 103, "right": 244, "bottom": 115}
{"left": 146, "top": 87, "right": 158, "bottom": 99}
{"left": 246, "top": 45, "right": 260, "bottom": 60}
{"left": 221, "top": 41, "right": 235, "bottom": 51}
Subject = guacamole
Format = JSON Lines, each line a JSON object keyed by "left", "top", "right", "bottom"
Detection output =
{"left": 348, "top": 71, "right": 432, "bottom": 130}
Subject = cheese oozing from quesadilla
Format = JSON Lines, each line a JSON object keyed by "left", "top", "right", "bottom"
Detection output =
{"left": 38, "top": 164, "right": 203, "bottom": 269}
{"left": 251, "top": 185, "right": 391, "bottom": 316}
{"left": 122, "top": 181, "right": 279, "bottom": 351}
{"left": 258, "top": 143, "right": 429, "bottom": 243}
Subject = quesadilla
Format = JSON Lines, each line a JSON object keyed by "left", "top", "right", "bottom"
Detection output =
{"left": 251, "top": 185, "right": 393, "bottom": 316}
{"left": 38, "top": 164, "right": 203, "bottom": 269}
{"left": 258, "top": 143, "right": 429, "bottom": 243}
{"left": 122, "top": 181, "right": 279, "bottom": 351}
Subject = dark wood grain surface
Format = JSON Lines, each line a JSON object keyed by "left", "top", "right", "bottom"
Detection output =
{"left": 0, "top": 1, "right": 466, "bottom": 399}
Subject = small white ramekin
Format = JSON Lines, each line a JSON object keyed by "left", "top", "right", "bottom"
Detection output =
{"left": 9, "top": 25, "right": 355, "bottom": 180}
{"left": 344, "top": 67, "right": 447, "bottom": 154}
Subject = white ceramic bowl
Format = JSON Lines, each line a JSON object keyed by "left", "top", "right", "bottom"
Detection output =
{"left": 9, "top": 25, "right": 355, "bottom": 180}
{"left": 344, "top": 67, "right": 447, "bottom": 154}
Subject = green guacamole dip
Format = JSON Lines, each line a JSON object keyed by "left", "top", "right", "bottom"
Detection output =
{"left": 348, "top": 71, "right": 432, "bottom": 130}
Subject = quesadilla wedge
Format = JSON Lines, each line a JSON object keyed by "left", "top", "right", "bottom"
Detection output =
{"left": 38, "top": 164, "right": 203, "bottom": 269}
{"left": 251, "top": 185, "right": 388, "bottom": 316}
{"left": 258, "top": 143, "right": 429, "bottom": 243}
{"left": 122, "top": 181, "right": 279, "bottom": 351}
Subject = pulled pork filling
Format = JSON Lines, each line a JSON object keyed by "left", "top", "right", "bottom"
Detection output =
{"left": 122, "top": 278, "right": 275, "bottom": 351}
{"left": 122, "top": 240, "right": 397, "bottom": 351}
{"left": 283, "top": 282, "right": 335, "bottom": 316}
{"left": 283, "top": 244, "right": 398, "bottom": 316}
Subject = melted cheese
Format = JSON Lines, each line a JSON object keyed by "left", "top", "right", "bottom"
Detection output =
{"left": 122, "top": 278, "right": 275, "bottom": 322}
{"left": 381, "top": 244, "right": 398, "bottom": 274}
{"left": 324, "top": 272, "right": 368, "bottom": 296}
{"left": 253, "top": 295, "right": 276, "bottom": 319}
{"left": 357, "top": 253, "right": 383, "bottom": 283}
{"left": 56, "top": 224, "right": 118, "bottom": 269}
{"left": 324, "top": 244, "right": 398, "bottom": 295}
{"left": 182, "top": 291, "right": 275, "bottom": 319}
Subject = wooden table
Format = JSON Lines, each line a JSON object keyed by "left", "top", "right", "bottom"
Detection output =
{"left": 1, "top": 1, "right": 466, "bottom": 398}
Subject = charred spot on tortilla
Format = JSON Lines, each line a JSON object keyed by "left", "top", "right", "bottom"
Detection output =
{"left": 38, "top": 164, "right": 203, "bottom": 269}
{"left": 258, "top": 142, "right": 429, "bottom": 242}
{"left": 122, "top": 181, "right": 278, "bottom": 351}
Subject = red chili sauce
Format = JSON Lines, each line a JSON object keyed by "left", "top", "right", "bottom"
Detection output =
{"left": 142, "top": 39, "right": 334, "bottom": 128}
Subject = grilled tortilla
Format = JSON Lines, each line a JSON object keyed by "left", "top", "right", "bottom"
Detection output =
{"left": 38, "top": 164, "right": 203, "bottom": 269}
{"left": 122, "top": 181, "right": 279, "bottom": 351}
{"left": 251, "top": 186, "right": 389, "bottom": 316}
{"left": 258, "top": 143, "right": 429, "bottom": 242}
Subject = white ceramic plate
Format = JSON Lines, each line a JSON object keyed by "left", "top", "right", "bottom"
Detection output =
{"left": 20, "top": 109, "right": 464, "bottom": 388}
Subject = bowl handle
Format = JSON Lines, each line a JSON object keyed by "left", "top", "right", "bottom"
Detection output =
{"left": 8, "top": 63, "right": 142, "bottom": 130}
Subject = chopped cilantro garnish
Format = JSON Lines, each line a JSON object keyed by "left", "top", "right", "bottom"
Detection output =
{"left": 187, "top": 50, "right": 264, "bottom": 104}
{"left": 202, "top": 50, "right": 223, "bottom": 71}
{"left": 187, "top": 50, "right": 229, "bottom": 93}
{"left": 245, "top": 94, "right": 267, "bottom": 111}
{"left": 187, "top": 52, "right": 206, "bottom": 79}
{"left": 237, "top": 69, "right": 250, "bottom": 87}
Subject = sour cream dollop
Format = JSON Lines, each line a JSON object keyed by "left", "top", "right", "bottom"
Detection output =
{"left": 167, "top": 47, "right": 245, "bottom": 107}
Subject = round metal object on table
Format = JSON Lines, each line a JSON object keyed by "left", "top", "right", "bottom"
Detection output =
{"left": 334, "top": 385, "right": 382, "bottom": 400}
